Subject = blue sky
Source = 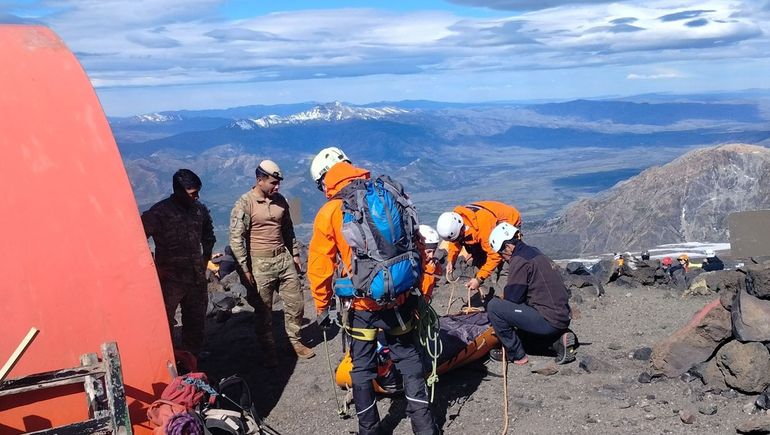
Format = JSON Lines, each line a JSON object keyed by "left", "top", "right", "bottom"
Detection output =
{"left": 3, "top": 0, "right": 770, "bottom": 116}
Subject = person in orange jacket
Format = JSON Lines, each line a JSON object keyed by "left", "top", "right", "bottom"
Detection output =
{"left": 436, "top": 201, "right": 522, "bottom": 296}
{"left": 418, "top": 224, "right": 441, "bottom": 301}
{"left": 307, "top": 154, "right": 437, "bottom": 435}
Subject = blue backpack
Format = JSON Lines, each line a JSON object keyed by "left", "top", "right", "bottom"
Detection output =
{"left": 333, "top": 175, "right": 421, "bottom": 303}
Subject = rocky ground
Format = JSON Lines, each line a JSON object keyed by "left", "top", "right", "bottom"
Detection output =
{"left": 195, "top": 277, "right": 768, "bottom": 434}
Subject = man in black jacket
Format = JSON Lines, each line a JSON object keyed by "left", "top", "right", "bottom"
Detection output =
{"left": 486, "top": 223, "right": 576, "bottom": 365}
{"left": 702, "top": 249, "right": 725, "bottom": 272}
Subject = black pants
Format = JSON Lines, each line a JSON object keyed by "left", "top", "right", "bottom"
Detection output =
{"left": 487, "top": 297, "right": 562, "bottom": 360}
{"left": 349, "top": 301, "right": 436, "bottom": 435}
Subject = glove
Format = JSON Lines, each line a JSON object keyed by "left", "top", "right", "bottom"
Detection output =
{"left": 317, "top": 308, "right": 331, "bottom": 329}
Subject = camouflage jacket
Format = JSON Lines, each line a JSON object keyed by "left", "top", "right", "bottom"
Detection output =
{"left": 141, "top": 196, "right": 216, "bottom": 277}
{"left": 229, "top": 189, "right": 300, "bottom": 272}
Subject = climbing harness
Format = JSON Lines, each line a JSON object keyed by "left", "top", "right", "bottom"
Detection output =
{"left": 415, "top": 290, "right": 442, "bottom": 402}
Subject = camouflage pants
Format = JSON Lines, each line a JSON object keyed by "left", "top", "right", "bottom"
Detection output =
{"left": 246, "top": 249, "right": 304, "bottom": 348}
{"left": 159, "top": 275, "right": 207, "bottom": 354}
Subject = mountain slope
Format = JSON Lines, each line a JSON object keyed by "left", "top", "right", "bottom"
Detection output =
{"left": 542, "top": 143, "right": 770, "bottom": 254}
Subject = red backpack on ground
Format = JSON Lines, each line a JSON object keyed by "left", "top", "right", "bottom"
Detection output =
{"left": 161, "top": 372, "right": 216, "bottom": 410}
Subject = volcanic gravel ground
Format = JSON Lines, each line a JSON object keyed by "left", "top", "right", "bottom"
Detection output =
{"left": 193, "top": 280, "right": 762, "bottom": 434}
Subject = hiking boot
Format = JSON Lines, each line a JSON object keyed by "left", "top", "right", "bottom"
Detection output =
{"left": 293, "top": 342, "right": 316, "bottom": 359}
{"left": 553, "top": 330, "right": 577, "bottom": 365}
{"left": 489, "top": 348, "right": 528, "bottom": 365}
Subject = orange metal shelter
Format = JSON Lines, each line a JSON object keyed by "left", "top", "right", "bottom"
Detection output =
{"left": 0, "top": 25, "right": 173, "bottom": 434}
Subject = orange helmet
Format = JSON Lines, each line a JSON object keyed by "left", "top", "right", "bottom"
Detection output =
{"left": 677, "top": 254, "right": 689, "bottom": 262}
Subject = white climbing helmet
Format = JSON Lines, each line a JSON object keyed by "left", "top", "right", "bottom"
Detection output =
{"left": 310, "top": 147, "right": 350, "bottom": 183}
{"left": 419, "top": 225, "right": 440, "bottom": 248}
{"left": 705, "top": 248, "right": 716, "bottom": 257}
{"left": 436, "top": 212, "right": 464, "bottom": 241}
{"left": 489, "top": 222, "right": 520, "bottom": 253}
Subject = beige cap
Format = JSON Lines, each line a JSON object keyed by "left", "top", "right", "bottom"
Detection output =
{"left": 257, "top": 159, "right": 283, "bottom": 180}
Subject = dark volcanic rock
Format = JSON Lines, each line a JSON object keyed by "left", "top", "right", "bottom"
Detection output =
{"left": 736, "top": 415, "right": 770, "bottom": 434}
{"left": 716, "top": 341, "right": 770, "bottom": 394}
{"left": 732, "top": 290, "right": 770, "bottom": 342}
{"left": 745, "top": 264, "right": 770, "bottom": 299}
{"left": 651, "top": 299, "right": 732, "bottom": 377}
{"left": 579, "top": 355, "right": 619, "bottom": 374}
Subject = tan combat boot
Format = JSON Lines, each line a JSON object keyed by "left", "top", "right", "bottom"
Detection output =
{"left": 293, "top": 342, "right": 316, "bottom": 359}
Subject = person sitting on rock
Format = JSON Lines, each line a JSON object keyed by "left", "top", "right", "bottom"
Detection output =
{"left": 654, "top": 257, "right": 673, "bottom": 286}
{"left": 485, "top": 222, "right": 576, "bottom": 365}
{"left": 702, "top": 249, "right": 725, "bottom": 272}
{"left": 668, "top": 254, "right": 690, "bottom": 289}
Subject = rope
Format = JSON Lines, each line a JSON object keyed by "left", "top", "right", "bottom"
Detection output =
{"left": 445, "top": 269, "right": 459, "bottom": 315}
{"left": 322, "top": 328, "right": 349, "bottom": 419}
{"left": 416, "top": 292, "right": 442, "bottom": 402}
{"left": 501, "top": 347, "right": 509, "bottom": 435}
{"left": 166, "top": 412, "right": 203, "bottom": 435}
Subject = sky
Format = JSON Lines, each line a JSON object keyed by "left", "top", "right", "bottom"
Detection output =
{"left": 3, "top": 0, "right": 770, "bottom": 116}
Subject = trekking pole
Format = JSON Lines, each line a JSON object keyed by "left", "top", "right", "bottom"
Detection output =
{"left": 322, "top": 327, "right": 349, "bottom": 419}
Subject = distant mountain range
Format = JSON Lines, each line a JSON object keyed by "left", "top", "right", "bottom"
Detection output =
{"left": 535, "top": 144, "right": 770, "bottom": 255}
{"left": 112, "top": 92, "right": 770, "bottom": 254}
{"left": 229, "top": 102, "right": 409, "bottom": 129}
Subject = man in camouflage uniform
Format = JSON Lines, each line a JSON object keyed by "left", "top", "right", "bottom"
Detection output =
{"left": 142, "top": 169, "right": 215, "bottom": 355}
{"left": 230, "top": 160, "right": 314, "bottom": 366}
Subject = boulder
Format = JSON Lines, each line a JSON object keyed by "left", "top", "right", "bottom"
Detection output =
{"left": 651, "top": 299, "right": 732, "bottom": 377}
{"left": 736, "top": 415, "right": 770, "bottom": 434}
{"left": 732, "top": 290, "right": 770, "bottom": 342}
{"left": 685, "top": 275, "right": 712, "bottom": 296}
{"left": 591, "top": 259, "right": 614, "bottom": 283}
{"left": 745, "top": 264, "right": 770, "bottom": 300}
{"left": 688, "top": 358, "right": 728, "bottom": 390}
{"left": 629, "top": 266, "right": 656, "bottom": 286}
{"left": 716, "top": 341, "right": 770, "bottom": 393}
{"left": 705, "top": 270, "right": 745, "bottom": 294}
{"left": 721, "top": 284, "right": 740, "bottom": 310}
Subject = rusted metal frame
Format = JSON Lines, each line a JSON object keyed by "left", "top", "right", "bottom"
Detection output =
{"left": 25, "top": 415, "right": 112, "bottom": 435}
{"left": 0, "top": 364, "right": 103, "bottom": 397}
{"left": 102, "top": 342, "right": 132, "bottom": 435}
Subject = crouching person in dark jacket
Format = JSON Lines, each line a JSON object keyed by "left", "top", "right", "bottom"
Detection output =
{"left": 486, "top": 223, "right": 577, "bottom": 365}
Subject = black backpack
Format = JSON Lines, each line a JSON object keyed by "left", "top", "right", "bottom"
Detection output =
{"left": 202, "top": 375, "right": 279, "bottom": 435}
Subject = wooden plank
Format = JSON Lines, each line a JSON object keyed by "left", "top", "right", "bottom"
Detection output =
{"left": 102, "top": 342, "right": 132, "bottom": 435}
{"left": 0, "top": 364, "right": 103, "bottom": 397}
{"left": 0, "top": 327, "right": 39, "bottom": 383}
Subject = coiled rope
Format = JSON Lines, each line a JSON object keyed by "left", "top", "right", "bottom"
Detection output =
{"left": 416, "top": 292, "right": 442, "bottom": 402}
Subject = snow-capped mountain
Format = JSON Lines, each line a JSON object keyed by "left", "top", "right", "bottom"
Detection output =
{"left": 230, "top": 101, "right": 410, "bottom": 129}
{"left": 132, "top": 113, "right": 183, "bottom": 123}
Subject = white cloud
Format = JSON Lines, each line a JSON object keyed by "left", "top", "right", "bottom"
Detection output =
{"left": 627, "top": 71, "right": 687, "bottom": 80}
{"left": 4, "top": 0, "right": 770, "bottom": 114}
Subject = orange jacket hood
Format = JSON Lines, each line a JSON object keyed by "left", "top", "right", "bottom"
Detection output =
{"left": 324, "top": 162, "right": 370, "bottom": 199}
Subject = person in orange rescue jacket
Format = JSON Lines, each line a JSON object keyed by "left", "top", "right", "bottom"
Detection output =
{"left": 436, "top": 201, "right": 522, "bottom": 296}
{"left": 418, "top": 224, "right": 441, "bottom": 301}
{"left": 307, "top": 154, "right": 437, "bottom": 435}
